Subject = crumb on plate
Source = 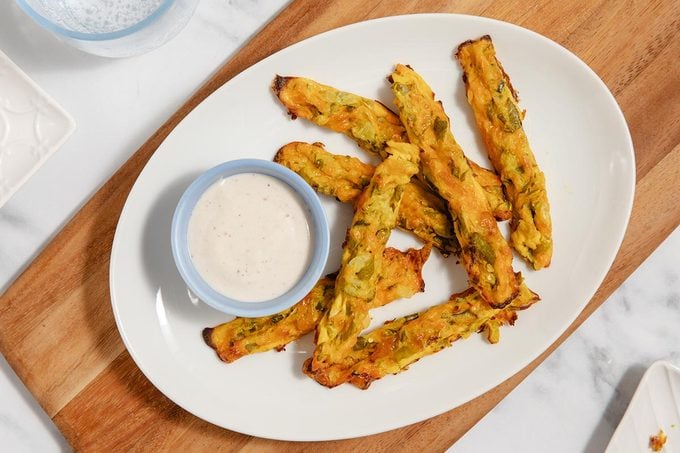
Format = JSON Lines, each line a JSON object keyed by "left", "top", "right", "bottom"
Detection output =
{"left": 649, "top": 429, "right": 667, "bottom": 451}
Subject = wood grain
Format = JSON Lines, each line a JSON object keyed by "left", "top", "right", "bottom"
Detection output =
{"left": 1, "top": 0, "right": 678, "bottom": 450}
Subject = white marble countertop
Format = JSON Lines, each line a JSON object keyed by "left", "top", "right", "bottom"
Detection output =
{"left": 0, "top": 2, "right": 677, "bottom": 451}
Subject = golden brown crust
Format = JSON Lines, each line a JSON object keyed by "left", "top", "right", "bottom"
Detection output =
{"left": 390, "top": 64, "right": 518, "bottom": 308}
{"left": 303, "top": 276, "right": 539, "bottom": 389}
{"left": 275, "top": 141, "right": 459, "bottom": 255}
{"left": 272, "top": 76, "right": 512, "bottom": 221}
{"left": 203, "top": 246, "right": 430, "bottom": 363}
{"left": 272, "top": 75, "right": 289, "bottom": 100}
{"left": 456, "top": 36, "right": 553, "bottom": 269}
{"left": 379, "top": 245, "right": 431, "bottom": 298}
{"left": 468, "top": 160, "right": 512, "bottom": 221}
{"left": 483, "top": 309, "right": 518, "bottom": 344}
{"left": 202, "top": 327, "right": 215, "bottom": 349}
{"left": 306, "top": 142, "right": 420, "bottom": 386}
{"left": 347, "top": 278, "right": 539, "bottom": 389}
{"left": 204, "top": 48, "right": 549, "bottom": 389}
{"left": 274, "top": 141, "right": 374, "bottom": 203}
{"left": 273, "top": 76, "right": 406, "bottom": 156}
{"left": 457, "top": 36, "right": 520, "bottom": 105}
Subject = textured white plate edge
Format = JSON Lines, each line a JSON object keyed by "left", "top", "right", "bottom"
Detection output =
{"left": 605, "top": 361, "right": 680, "bottom": 453}
{"left": 0, "top": 49, "right": 76, "bottom": 209}
{"left": 109, "top": 13, "right": 637, "bottom": 441}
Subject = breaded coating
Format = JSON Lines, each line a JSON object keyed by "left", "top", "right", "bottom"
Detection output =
{"left": 390, "top": 64, "right": 518, "bottom": 308}
{"left": 275, "top": 141, "right": 459, "bottom": 255}
{"left": 305, "top": 142, "right": 420, "bottom": 387}
{"left": 649, "top": 429, "right": 667, "bottom": 452}
{"left": 203, "top": 246, "right": 430, "bottom": 363}
{"left": 456, "top": 36, "right": 552, "bottom": 269}
{"left": 469, "top": 159, "right": 511, "bottom": 221}
{"left": 273, "top": 75, "right": 406, "bottom": 158}
{"left": 272, "top": 76, "right": 511, "bottom": 221}
{"left": 348, "top": 279, "right": 539, "bottom": 389}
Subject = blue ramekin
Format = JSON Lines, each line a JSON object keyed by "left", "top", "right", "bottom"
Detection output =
{"left": 171, "top": 159, "right": 330, "bottom": 318}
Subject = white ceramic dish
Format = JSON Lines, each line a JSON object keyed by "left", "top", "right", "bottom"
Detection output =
{"left": 110, "top": 14, "right": 635, "bottom": 440}
{"left": 0, "top": 50, "right": 75, "bottom": 208}
{"left": 606, "top": 361, "right": 680, "bottom": 453}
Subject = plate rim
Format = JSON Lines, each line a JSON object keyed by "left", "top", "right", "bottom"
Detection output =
{"left": 605, "top": 360, "right": 680, "bottom": 452}
{"left": 109, "top": 12, "right": 636, "bottom": 441}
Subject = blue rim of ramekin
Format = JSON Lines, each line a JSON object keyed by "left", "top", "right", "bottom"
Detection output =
{"left": 14, "top": 0, "right": 176, "bottom": 41}
{"left": 171, "top": 159, "right": 330, "bottom": 318}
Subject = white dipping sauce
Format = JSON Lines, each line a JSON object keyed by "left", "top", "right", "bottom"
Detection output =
{"left": 187, "top": 173, "right": 312, "bottom": 302}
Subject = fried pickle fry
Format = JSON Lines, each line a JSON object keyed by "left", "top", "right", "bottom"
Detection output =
{"left": 273, "top": 75, "right": 406, "bottom": 157}
{"left": 456, "top": 36, "right": 553, "bottom": 269}
{"left": 348, "top": 278, "right": 539, "bottom": 389}
{"left": 305, "top": 142, "right": 420, "bottom": 387}
{"left": 203, "top": 246, "right": 431, "bottom": 363}
{"left": 272, "top": 76, "right": 511, "bottom": 221}
{"left": 275, "top": 141, "right": 459, "bottom": 255}
{"left": 390, "top": 64, "right": 518, "bottom": 308}
{"left": 274, "top": 142, "right": 373, "bottom": 204}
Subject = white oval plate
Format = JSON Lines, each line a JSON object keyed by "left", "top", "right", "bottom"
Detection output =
{"left": 110, "top": 14, "right": 635, "bottom": 441}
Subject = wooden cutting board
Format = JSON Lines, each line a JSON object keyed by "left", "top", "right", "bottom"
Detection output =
{"left": 1, "top": 0, "right": 678, "bottom": 450}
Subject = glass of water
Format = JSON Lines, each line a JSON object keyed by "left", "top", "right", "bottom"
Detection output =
{"left": 14, "top": 0, "right": 200, "bottom": 57}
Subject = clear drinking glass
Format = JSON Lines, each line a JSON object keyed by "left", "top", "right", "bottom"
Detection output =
{"left": 14, "top": 0, "right": 200, "bottom": 58}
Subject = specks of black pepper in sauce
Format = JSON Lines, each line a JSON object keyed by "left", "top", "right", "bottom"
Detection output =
{"left": 187, "top": 173, "right": 312, "bottom": 302}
